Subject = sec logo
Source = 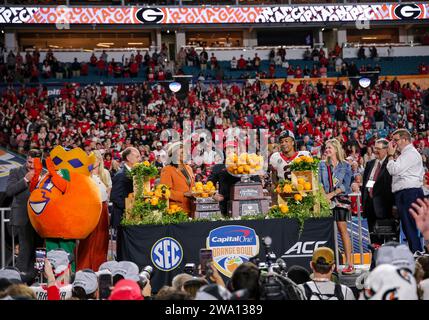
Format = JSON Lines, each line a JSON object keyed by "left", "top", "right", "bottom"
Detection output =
{"left": 151, "top": 237, "right": 183, "bottom": 271}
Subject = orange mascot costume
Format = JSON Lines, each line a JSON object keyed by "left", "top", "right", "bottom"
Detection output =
{"left": 27, "top": 146, "right": 102, "bottom": 272}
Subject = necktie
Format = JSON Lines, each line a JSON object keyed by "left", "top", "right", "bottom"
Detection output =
{"left": 369, "top": 162, "right": 382, "bottom": 198}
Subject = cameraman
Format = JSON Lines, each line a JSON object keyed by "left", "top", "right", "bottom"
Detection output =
{"left": 230, "top": 262, "right": 260, "bottom": 300}
{"left": 298, "top": 247, "right": 355, "bottom": 300}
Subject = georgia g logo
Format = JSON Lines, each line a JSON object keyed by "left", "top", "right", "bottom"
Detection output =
{"left": 135, "top": 8, "right": 164, "bottom": 24}
{"left": 151, "top": 237, "right": 183, "bottom": 271}
{"left": 393, "top": 4, "right": 422, "bottom": 20}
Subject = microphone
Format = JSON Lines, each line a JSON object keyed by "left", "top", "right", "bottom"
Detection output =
{"left": 276, "top": 258, "right": 287, "bottom": 270}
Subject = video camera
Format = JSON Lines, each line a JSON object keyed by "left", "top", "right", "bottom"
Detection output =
{"left": 255, "top": 236, "right": 288, "bottom": 276}
{"left": 183, "top": 263, "right": 196, "bottom": 276}
{"left": 256, "top": 236, "right": 304, "bottom": 300}
{"left": 138, "top": 265, "right": 153, "bottom": 287}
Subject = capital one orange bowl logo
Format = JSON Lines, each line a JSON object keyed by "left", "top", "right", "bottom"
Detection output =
{"left": 207, "top": 225, "right": 259, "bottom": 277}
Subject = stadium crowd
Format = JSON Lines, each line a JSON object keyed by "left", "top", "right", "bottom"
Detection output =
{"left": 1, "top": 45, "right": 428, "bottom": 83}
{"left": 0, "top": 75, "right": 428, "bottom": 187}
{"left": 1, "top": 45, "right": 429, "bottom": 301}
{"left": 0, "top": 46, "right": 173, "bottom": 83}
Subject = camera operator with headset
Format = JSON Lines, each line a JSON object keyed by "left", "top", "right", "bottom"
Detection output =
{"left": 298, "top": 247, "right": 355, "bottom": 300}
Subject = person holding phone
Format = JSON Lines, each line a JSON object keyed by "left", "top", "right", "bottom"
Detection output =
{"left": 387, "top": 129, "right": 425, "bottom": 253}
{"left": 6, "top": 149, "right": 43, "bottom": 275}
{"left": 30, "top": 249, "right": 73, "bottom": 300}
{"left": 199, "top": 249, "right": 225, "bottom": 288}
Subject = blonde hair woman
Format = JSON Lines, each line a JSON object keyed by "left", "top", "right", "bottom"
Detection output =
{"left": 319, "top": 139, "right": 354, "bottom": 275}
{"left": 77, "top": 150, "right": 112, "bottom": 271}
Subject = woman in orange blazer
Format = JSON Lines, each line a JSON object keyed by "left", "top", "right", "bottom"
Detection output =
{"left": 160, "top": 142, "right": 195, "bottom": 213}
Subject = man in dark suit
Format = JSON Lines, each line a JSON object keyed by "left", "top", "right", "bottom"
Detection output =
{"left": 5, "top": 149, "right": 42, "bottom": 274}
{"left": 362, "top": 139, "right": 395, "bottom": 244}
{"left": 208, "top": 163, "right": 260, "bottom": 216}
{"left": 110, "top": 147, "right": 141, "bottom": 229}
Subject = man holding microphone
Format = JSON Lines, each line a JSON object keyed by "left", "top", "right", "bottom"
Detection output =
{"left": 386, "top": 129, "right": 425, "bottom": 252}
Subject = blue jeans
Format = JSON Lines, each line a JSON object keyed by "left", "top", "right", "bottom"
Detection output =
{"left": 394, "top": 188, "right": 424, "bottom": 252}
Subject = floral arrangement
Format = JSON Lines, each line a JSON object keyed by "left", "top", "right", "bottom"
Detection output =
{"left": 274, "top": 178, "right": 312, "bottom": 201}
{"left": 129, "top": 161, "right": 159, "bottom": 199}
{"left": 289, "top": 155, "right": 320, "bottom": 172}
{"left": 268, "top": 185, "right": 331, "bottom": 231}
{"left": 122, "top": 183, "right": 190, "bottom": 226}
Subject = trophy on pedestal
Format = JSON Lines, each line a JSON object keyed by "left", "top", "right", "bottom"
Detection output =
{"left": 190, "top": 181, "right": 221, "bottom": 219}
{"left": 228, "top": 176, "right": 271, "bottom": 217}
{"left": 191, "top": 197, "right": 222, "bottom": 219}
{"left": 225, "top": 153, "right": 270, "bottom": 217}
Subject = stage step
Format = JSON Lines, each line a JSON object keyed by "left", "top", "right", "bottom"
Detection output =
{"left": 341, "top": 252, "right": 372, "bottom": 265}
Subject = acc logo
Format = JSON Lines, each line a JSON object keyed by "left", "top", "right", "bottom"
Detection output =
{"left": 207, "top": 225, "right": 259, "bottom": 277}
{"left": 151, "top": 237, "right": 183, "bottom": 271}
{"left": 135, "top": 8, "right": 164, "bottom": 24}
{"left": 359, "top": 77, "right": 371, "bottom": 89}
{"left": 283, "top": 241, "right": 327, "bottom": 257}
{"left": 393, "top": 4, "right": 422, "bottom": 20}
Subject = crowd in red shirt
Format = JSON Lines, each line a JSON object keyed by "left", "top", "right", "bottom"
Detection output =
{"left": 1, "top": 76, "right": 428, "bottom": 187}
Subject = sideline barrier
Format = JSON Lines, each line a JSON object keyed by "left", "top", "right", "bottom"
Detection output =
{"left": 0, "top": 207, "right": 13, "bottom": 269}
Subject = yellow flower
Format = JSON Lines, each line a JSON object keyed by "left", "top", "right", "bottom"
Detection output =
{"left": 163, "top": 189, "right": 171, "bottom": 199}
{"left": 143, "top": 161, "right": 150, "bottom": 166}
{"left": 150, "top": 197, "right": 159, "bottom": 206}
{"left": 279, "top": 204, "right": 289, "bottom": 214}
{"left": 283, "top": 185, "right": 293, "bottom": 193}
{"left": 306, "top": 157, "right": 314, "bottom": 163}
{"left": 154, "top": 189, "right": 162, "bottom": 198}
{"left": 297, "top": 178, "right": 306, "bottom": 186}
{"left": 294, "top": 157, "right": 302, "bottom": 164}
{"left": 294, "top": 194, "right": 303, "bottom": 202}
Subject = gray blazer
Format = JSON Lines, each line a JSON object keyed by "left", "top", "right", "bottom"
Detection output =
{"left": 5, "top": 165, "right": 31, "bottom": 226}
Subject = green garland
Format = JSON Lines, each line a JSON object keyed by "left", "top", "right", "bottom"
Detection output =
{"left": 127, "top": 162, "right": 159, "bottom": 200}
{"left": 122, "top": 197, "right": 191, "bottom": 226}
{"left": 267, "top": 185, "right": 331, "bottom": 232}
{"left": 122, "top": 187, "right": 331, "bottom": 227}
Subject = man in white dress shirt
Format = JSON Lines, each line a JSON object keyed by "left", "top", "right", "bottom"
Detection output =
{"left": 387, "top": 129, "right": 425, "bottom": 252}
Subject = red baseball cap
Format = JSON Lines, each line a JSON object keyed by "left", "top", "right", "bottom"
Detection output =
{"left": 108, "top": 279, "right": 144, "bottom": 300}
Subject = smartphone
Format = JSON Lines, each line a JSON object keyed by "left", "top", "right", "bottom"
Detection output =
{"left": 35, "top": 248, "right": 46, "bottom": 273}
{"left": 199, "top": 249, "right": 213, "bottom": 276}
{"left": 98, "top": 273, "right": 113, "bottom": 300}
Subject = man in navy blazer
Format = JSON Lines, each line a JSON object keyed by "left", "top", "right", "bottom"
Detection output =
{"left": 362, "top": 139, "right": 395, "bottom": 244}
{"left": 110, "top": 147, "right": 141, "bottom": 229}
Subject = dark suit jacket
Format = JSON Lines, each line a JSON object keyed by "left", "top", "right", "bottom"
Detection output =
{"left": 110, "top": 166, "right": 133, "bottom": 228}
{"left": 361, "top": 159, "right": 394, "bottom": 220}
{"left": 208, "top": 164, "right": 260, "bottom": 215}
{"left": 5, "top": 165, "right": 31, "bottom": 226}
